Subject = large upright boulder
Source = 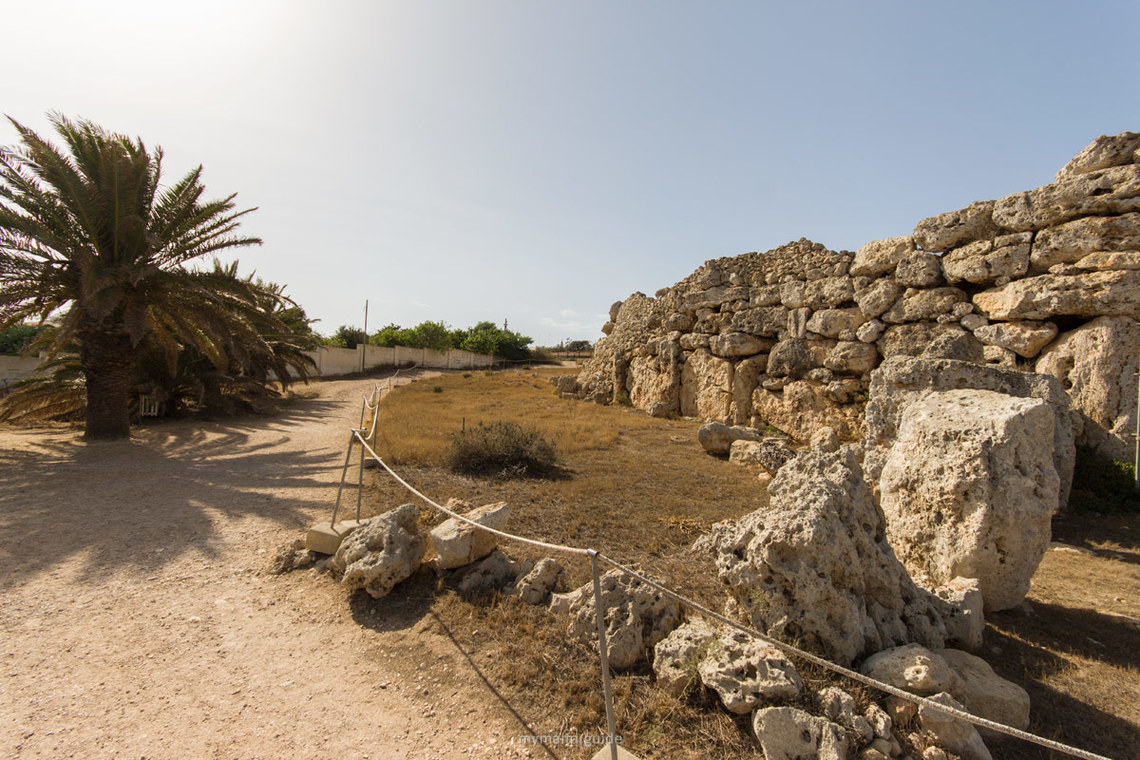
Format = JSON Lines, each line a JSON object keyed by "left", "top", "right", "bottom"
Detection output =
{"left": 565, "top": 570, "right": 681, "bottom": 670}
{"left": 694, "top": 447, "right": 979, "bottom": 666}
{"left": 864, "top": 356, "right": 1075, "bottom": 507}
{"left": 1036, "top": 315, "right": 1140, "bottom": 462}
{"left": 333, "top": 503, "right": 426, "bottom": 598}
{"left": 430, "top": 500, "right": 511, "bottom": 570}
{"left": 879, "top": 390, "right": 1059, "bottom": 610}
{"left": 681, "top": 348, "right": 733, "bottom": 418}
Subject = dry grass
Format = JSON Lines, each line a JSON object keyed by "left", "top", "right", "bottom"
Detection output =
{"left": 355, "top": 367, "right": 1140, "bottom": 760}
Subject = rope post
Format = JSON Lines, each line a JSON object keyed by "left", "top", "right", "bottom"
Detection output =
{"left": 588, "top": 549, "right": 619, "bottom": 760}
{"left": 329, "top": 430, "right": 357, "bottom": 527}
{"left": 356, "top": 427, "right": 365, "bottom": 522}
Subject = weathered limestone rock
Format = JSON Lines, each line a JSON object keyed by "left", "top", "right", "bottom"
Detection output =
{"left": 932, "top": 577, "right": 985, "bottom": 652}
{"left": 993, "top": 164, "right": 1140, "bottom": 232}
{"left": 456, "top": 549, "right": 518, "bottom": 594}
{"left": 430, "top": 500, "right": 510, "bottom": 570}
{"left": 864, "top": 356, "right": 1075, "bottom": 508}
{"left": 882, "top": 288, "right": 967, "bottom": 324}
{"left": 681, "top": 349, "right": 733, "bottom": 419}
{"left": 269, "top": 539, "right": 318, "bottom": 575}
{"left": 861, "top": 644, "right": 961, "bottom": 695}
{"left": 698, "top": 420, "right": 762, "bottom": 455}
{"left": 1030, "top": 213, "right": 1140, "bottom": 270}
{"left": 936, "top": 649, "right": 1031, "bottom": 731}
{"left": 825, "top": 340, "right": 879, "bottom": 375}
{"left": 753, "top": 707, "right": 849, "bottom": 760}
{"left": 973, "top": 269, "right": 1140, "bottom": 320}
{"left": 698, "top": 630, "right": 802, "bottom": 714}
{"left": 711, "top": 331, "right": 771, "bottom": 357}
{"left": 857, "top": 318, "right": 887, "bottom": 343}
{"left": 896, "top": 251, "right": 944, "bottom": 288}
{"left": 628, "top": 339, "right": 682, "bottom": 413}
{"left": 752, "top": 381, "right": 864, "bottom": 442}
{"left": 852, "top": 236, "right": 916, "bottom": 277}
{"left": 878, "top": 323, "right": 983, "bottom": 362}
{"left": 804, "top": 277, "right": 856, "bottom": 310}
{"left": 810, "top": 426, "right": 840, "bottom": 452}
{"left": 767, "top": 338, "right": 818, "bottom": 378}
{"left": 333, "top": 503, "right": 426, "bottom": 598}
{"left": 919, "top": 692, "right": 993, "bottom": 760}
{"left": 1036, "top": 316, "right": 1140, "bottom": 461}
{"left": 651, "top": 618, "right": 718, "bottom": 698}
{"left": 914, "top": 201, "right": 999, "bottom": 253}
{"left": 731, "top": 355, "right": 767, "bottom": 424}
{"left": 1055, "top": 132, "right": 1140, "bottom": 181}
{"left": 942, "top": 235, "right": 1032, "bottom": 284}
{"left": 512, "top": 558, "right": 563, "bottom": 605}
{"left": 855, "top": 278, "right": 903, "bottom": 320}
{"left": 971, "top": 321, "right": 1058, "bottom": 359}
{"left": 808, "top": 307, "right": 865, "bottom": 339}
{"left": 1075, "top": 251, "right": 1140, "bottom": 270}
{"left": 693, "top": 447, "right": 975, "bottom": 666}
{"left": 729, "top": 437, "right": 797, "bottom": 474}
{"left": 567, "top": 570, "right": 681, "bottom": 670}
{"left": 879, "top": 390, "right": 1058, "bottom": 610}
{"left": 732, "top": 305, "right": 789, "bottom": 336}
{"left": 983, "top": 344, "right": 1018, "bottom": 368}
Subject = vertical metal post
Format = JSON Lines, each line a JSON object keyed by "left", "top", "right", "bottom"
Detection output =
{"left": 589, "top": 550, "right": 619, "bottom": 760}
{"left": 330, "top": 431, "right": 356, "bottom": 527}
{"left": 356, "top": 429, "right": 365, "bottom": 522}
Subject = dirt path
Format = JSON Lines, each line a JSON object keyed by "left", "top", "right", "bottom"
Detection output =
{"left": 0, "top": 373, "right": 549, "bottom": 760}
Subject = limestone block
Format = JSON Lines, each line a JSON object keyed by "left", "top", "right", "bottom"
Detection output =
{"left": 855, "top": 278, "right": 903, "bottom": 320}
{"left": 852, "top": 236, "right": 916, "bottom": 277}
{"left": 1075, "top": 251, "right": 1140, "bottom": 270}
{"left": 863, "top": 356, "right": 1075, "bottom": 508}
{"left": 698, "top": 421, "right": 762, "bottom": 455}
{"left": 804, "top": 276, "right": 856, "bottom": 309}
{"left": 767, "top": 338, "right": 814, "bottom": 378}
{"left": 456, "top": 549, "right": 519, "bottom": 594}
{"left": 609, "top": 300, "right": 624, "bottom": 321}
{"left": 693, "top": 448, "right": 976, "bottom": 666}
{"left": 728, "top": 437, "right": 797, "bottom": 474}
{"left": 512, "top": 558, "right": 563, "bottom": 605}
{"left": 936, "top": 649, "right": 1031, "bottom": 731}
{"left": 882, "top": 288, "right": 967, "bottom": 324}
{"left": 751, "top": 381, "right": 864, "bottom": 442}
{"left": 861, "top": 644, "right": 961, "bottom": 695}
{"left": 913, "top": 201, "right": 999, "bottom": 253}
{"left": 601, "top": 321, "right": 615, "bottom": 335}
{"left": 430, "top": 500, "right": 510, "bottom": 570}
{"left": 680, "top": 349, "right": 733, "bottom": 419}
{"left": 932, "top": 577, "right": 985, "bottom": 652}
{"left": 972, "top": 320, "right": 1058, "bottom": 359}
{"left": 808, "top": 307, "right": 865, "bottom": 339}
{"left": 780, "top": 279, "right": 807, "bottom": 308}
{"left": 1054, "top": 131, "right": 1140, "bottom": 181}
{"left": 1036, "top": 316, "right": 1140, "bottom": 462}
{"left": 1030, "top": 212, "right": 1140, "bottom": 270}
{"left": 879, "top": 390, "right": 1058, "bottom": 610}
{"left": 333, "top": 504, "right": 426, "bottom": 599}
{"left": 919, "top": 692, "right": 993, "bottom": 760}
{"left": 679, "top": 333, "right": 709, "bottom": 350}
{"left": 983, "top": 344, "right": 1018, "bottom": 368}
{"left": 942, "top": 235, "right": 1031, "bottom": 284}
{"left": 751, "top": 284, "right": 782, "bottom": 306}
{"left": 628, "top": 341, "right": 682, "bottom": 413}
{"left": 895, "top": 251, "right": 944, "bottom": 287}
{"left": 651, "top": 617, "right": 718, "bottom": 698}
{"left": 306, "top": 519, "right": 367, "bottom": 555}
{"left": 878, "top": 323, "right": 983, "bottom": 362}
{"left": 973, "top": 269, "right": 1140, "bottom": 320}
{"left": 786, "top": 307, "right": 811, "bottom": 338}
{"left": 567, "top": 570, "right": 681, "bottom": 670}
{"left": 710, "top": 331, "right": 771, "bottom": 357}
{"left": 810, "top": 426, "right": 840, "bottom": 452}
{"left": 857, "top": 318, "right": 887, "bottom": 343}
{"left": 993, "top": 164, "right": 1140, "bottom": 232}
{"left": 731, "top": 305, "right": 788, "bottom": 336}
{"left": 824, "top": 340, "right": 879, "bottom": 375}
{"left": 731, "top": 355, "right": 768, "bottom": 424}
{"left": 698, "top": 630, "right": 802, "bottom": 714}
{"left": 753, "top": 707, "right": 849, "bottom": 760}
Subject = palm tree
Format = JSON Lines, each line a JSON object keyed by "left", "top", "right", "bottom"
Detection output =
{"left": 0, "top": 113, "right": 263, "bottom": 439}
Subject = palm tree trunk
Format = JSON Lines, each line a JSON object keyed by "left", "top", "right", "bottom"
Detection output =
{"left": 80, "top": 327, "right": 135, "bottom": 440}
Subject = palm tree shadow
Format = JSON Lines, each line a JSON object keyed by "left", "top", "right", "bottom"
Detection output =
{"left": 0, "top": 397, "right": 356, "bottom": 591}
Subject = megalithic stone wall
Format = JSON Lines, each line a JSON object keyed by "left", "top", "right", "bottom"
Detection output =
{"left": 572, "top": 131, "right": 1140, "bottom": 461}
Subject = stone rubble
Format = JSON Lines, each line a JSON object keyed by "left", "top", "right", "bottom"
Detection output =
{"left": 333, "top": 503, "right": 426, "bottom": 599}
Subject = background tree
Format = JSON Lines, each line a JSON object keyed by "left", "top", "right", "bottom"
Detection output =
{"left": 0, "top": 114, "right": 271, "bottom": 438}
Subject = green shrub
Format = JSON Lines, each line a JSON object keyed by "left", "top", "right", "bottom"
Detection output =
{"left": 432, "top": 385, "right": 443, "bottom": 393}
{"left": 444, "top": 421, "right": 558, "bottom": 479}
{"left": 1068, "top": 447, "right": 1140, "bottom": 513}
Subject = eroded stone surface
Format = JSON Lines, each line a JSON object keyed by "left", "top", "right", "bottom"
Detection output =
{"left": 697, "top": 630, "right": 803, "bottom": 714}
{"left": 430, "top": 500, "right": 510, "bottom": 570}
{"left": 753, "top": 707, "right": 849, "bottom": 760}
{"left": 567, "top": 570, "right": 681, "bottom": 670}
{"left": 333, "top": 503, "right": 425, "bottom": 599}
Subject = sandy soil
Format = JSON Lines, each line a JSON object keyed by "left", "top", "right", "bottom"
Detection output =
{"left": 0, "top": 374, "right": 551, "bottom": 760}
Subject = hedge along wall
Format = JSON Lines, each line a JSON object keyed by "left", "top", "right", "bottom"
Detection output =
{"left": 573, "top": 132, "right": 1140, "bottom": 462}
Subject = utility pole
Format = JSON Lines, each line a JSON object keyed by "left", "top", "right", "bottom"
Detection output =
{"left": 361, "top": 299, "right": 369, "bottom": 373}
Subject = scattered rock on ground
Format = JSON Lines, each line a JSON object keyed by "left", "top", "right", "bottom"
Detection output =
{"left": 919, "top": 692, "right": 993, "bottom": 760}
{"left": 936, "top": 649, "right": 1031, "bottom": 731}
{"left": 728, "top": 437, "right": 797, "bottom": 474}
{"left": 651, "top": 617, "right": 719, "bottom": 698}
{"left": 753, "top": 706, "right": 849, "bottom": 760}
{"left": 430, "top": 499, "right": 510, "bottom": 570}
{"left": 698, "top": 420, "right": 762, "bottom": 455}
{"left": 567, "top": 569, "right": 681, "bottom": 670}
{"left": 333, "top": 503, "right": 426, "bottom": 598}
{"left": 269, "top": 539, "right": 318, "bottom": 575}
{"left": 697, "top": 629, "right": 803, "bottom": 714}
{"left": 455, "top": 549, "right": 519, "bottom": 594}
{"left": 511, "top": 558, "right": 563, "bottom": 605}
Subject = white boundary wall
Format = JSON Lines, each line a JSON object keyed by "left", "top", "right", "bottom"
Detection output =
{"left": 302, "top": 344, "right": 495, "bottom": 377}
{"left": 0, "top": 355, "right": 45, "bottom": 385}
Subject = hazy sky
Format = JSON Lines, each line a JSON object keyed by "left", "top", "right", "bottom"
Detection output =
{"left": 3, "top": 1, "right": 1138, "bottom": 345}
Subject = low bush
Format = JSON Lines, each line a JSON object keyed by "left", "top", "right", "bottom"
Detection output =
{"left": 1068, "top": 447, "right": 1140, "bottom": 513}
{"left": 444, "top": 421, "right": 558, "bottom": 479}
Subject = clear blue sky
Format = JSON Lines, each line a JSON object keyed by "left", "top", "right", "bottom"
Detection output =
{"left": 3, "top": 1, "right": 1138, "bottom": 345}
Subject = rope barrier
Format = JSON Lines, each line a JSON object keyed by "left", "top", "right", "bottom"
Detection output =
{"left": 337, "top": 381, "right": 1116, "bottom": 760}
